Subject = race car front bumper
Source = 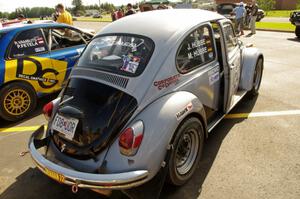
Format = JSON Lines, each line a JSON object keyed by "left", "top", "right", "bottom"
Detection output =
{"left": 28, "top": 125, "right": 149, "bottom": 190}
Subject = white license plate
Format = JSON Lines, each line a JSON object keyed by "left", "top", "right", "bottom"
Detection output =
{"left": 52, "top": 114, "right": 79, "bottom": 140}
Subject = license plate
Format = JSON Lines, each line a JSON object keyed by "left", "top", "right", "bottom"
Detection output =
{"left": 44, "top": 168, "right": 65, "bottom": 183}
{"left": 52, "top": 114, "right": 79, "bottom": 140}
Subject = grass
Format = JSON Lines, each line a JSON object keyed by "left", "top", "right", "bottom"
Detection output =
{"left": 76, "top": 16, "right": 112, "bottom": 22}
{"left": 265, "top": 10, "right": 299, "bottom": 17}
{"left": 28, "top": 15, "right": 112, "bottom": 22}
{"left": 256, "top": 22, "right": 295, "bottom": 32}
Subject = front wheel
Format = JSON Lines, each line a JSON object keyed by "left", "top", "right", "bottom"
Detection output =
{"left": 0, "top": 82, "right": 37, "bottom": 121}
{"left": 249, "top": 58, "right": 263, "bottom": 97}
{"left": 167, "top": 117, "right": 204, "bottom": 186}
{"left": 295, "top": 26, "right": 300, "bottom": 38}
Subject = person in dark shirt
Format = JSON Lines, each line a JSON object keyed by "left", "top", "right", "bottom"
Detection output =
{"left": 250, "top": 0, "right": 258, "bottom": 35}
{"left": 125, "top": 3, "right": 135, "bottom": 16}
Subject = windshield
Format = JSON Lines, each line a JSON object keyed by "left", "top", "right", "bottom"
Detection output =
{"left": 77, "top": 35, "right": 155, "bottom": 77}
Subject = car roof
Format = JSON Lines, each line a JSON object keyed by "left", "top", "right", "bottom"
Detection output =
{"left": 98, "top": 9, "right": 225, "bottom": 43}
{"left": 0, "top": 23, "right": 71, "bottom": 34}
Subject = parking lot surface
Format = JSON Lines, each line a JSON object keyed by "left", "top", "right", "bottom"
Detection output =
{"left": 0, "top": 22, "right": 299, "bottom": 199}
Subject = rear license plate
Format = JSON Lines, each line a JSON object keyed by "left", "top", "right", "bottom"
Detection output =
{"left": 44, "top": 168, "right": 65, "bottom": 183}
{"left": 52, "top": 114, "right": 79, "bottom": 140}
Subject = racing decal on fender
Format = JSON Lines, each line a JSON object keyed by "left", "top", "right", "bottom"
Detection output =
{"left": 208, "top": 66, "right": 220, "bottom": 86}
{"left": 16, "top": 57, "right": 58, "bottom": 89}
{"left": 176, "top": 102, "right": 193, "bottom": 120}
{"left": 4, "top": 56, "right": 68, "bottom": 93}
{"left": 154, "top": 74, "right": 180, "bottom": 90}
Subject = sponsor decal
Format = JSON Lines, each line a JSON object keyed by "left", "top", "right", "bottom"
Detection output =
{"left": 120, "top": 54, "right": 140, "bottom": 74}
{"left": 5, "top": 56, "right": 68, "bottom": 93}
{"left": 35, "top": 47, "right": 46, "bottom": 53}
{"left": 208, "top": 67, "right": 220, "bottom": 85}
{"left": 16, "top": 57, "right": 58, "bottom": 88}
{"left": 176, "top": 102, "right": 193, "bottom": 120}
{"left": 154, "top": 74, "right": 180, "bottom": 90}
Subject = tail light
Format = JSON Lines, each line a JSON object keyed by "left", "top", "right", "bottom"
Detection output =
{"left": 119, "top": 121, "right": 144, "bottom": 156}
{"left": 43, "top": 101, "right": 53, "bottom": 121}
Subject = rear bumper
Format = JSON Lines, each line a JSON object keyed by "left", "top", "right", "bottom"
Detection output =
{"left": 28, "top": 125, "right": 149, "bottom": 190}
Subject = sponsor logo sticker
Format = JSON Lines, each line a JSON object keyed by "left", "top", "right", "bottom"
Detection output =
{"left": 176, "top": 102, "right": 193, "bottom": 120}
{"left": 154, "top": 74, "right": 180, "bottom": 90}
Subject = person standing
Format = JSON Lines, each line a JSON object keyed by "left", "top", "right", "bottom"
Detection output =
{"left": 55, "top": 3, "right": 73, "bottom": 25}
{"left": 116, "top": 9, "right": 124, "bottom": 19}
{"left": 250, "top": 0, "right": 258, "bottom": 35}
{"left": 233, "top": 2, "right": 246, "bottom": 36}
{"left": 125, "top": 3, "right": 135, "bottom": 16}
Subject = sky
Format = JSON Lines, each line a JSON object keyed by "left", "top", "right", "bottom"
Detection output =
{"left": 0, "top": 0, "right": 140, "bottom": 12}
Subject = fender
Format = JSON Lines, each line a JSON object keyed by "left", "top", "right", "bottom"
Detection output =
{"left": 239, "top": 47, "right": 263, "bottom": 91}
{"left": 104, "top": 91, "right": 206, "bottom": 181}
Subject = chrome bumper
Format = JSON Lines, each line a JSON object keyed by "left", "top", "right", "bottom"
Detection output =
{"left": 29, "top": 126, "right": 149, "bottom": 190}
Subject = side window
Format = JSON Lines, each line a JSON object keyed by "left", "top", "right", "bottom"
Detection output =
{"left": 9, "top": 29, "right": 47, "bottom": 58}
{"left": 223, "top": 23, "right": 238, "bottom": 54}
{"left": 176, "top": 25, "right": 215, "bottom": 74}
{"left": 50, "top": 28, "right": 86, "bottom": 50}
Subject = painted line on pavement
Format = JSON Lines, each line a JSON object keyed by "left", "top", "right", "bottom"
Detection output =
{"left": 1, "top": 110, "right": 300, "bottom": 133}
{"left": 225, "top": 110, "right": 300, "bottom": 119}
{"left": 0, "top": 126, "right": 41, "bottom": 133}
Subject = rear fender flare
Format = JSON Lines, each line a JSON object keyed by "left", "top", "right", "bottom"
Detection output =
{"left": 104, "top": 91, "right": 207, "bottom": 180}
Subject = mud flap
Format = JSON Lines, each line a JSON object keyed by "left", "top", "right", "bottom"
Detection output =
{"left": 122, "top": 148, "right": 173, "bottom": 199}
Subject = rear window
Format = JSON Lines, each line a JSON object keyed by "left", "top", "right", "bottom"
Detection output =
{"left": 77, "top": 35, "right": 155, "bottom": 77}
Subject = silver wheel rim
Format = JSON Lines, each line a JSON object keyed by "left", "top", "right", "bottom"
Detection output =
{"left": 254, "top": 60, "right": 262, "bottom": 91}
{"left": 175, "top": 128, "right": 199, "bottom": 175}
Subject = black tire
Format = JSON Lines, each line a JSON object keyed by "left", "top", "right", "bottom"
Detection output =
{"left": 296, "top": 26, "right": 300, "bottom": 39}
{"left": 167, "top": 117, "right": 204, "bottom": 186}
{"left": 0, "top": 82, "right": 37, "bottom": 121}
{"left": 249, "top": 58, "right": 263, "bottom": 97}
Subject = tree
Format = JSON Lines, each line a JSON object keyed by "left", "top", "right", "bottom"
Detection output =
{"left": 257, "top": 0, "right": 275, "bottom": 11}
{"left": 72, "top": 0, "right": 84, "bottom": 14}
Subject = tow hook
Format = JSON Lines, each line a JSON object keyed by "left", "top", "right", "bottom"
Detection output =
{"left": 71, "top": 181, "right": 80, "bottom": 193}
{"left": 19, "top": 150, "right": 29, "bottom": 157}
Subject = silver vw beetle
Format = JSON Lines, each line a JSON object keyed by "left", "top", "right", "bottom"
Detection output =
{"left": 28, "top": 9, "right": 263, "bottom": 197}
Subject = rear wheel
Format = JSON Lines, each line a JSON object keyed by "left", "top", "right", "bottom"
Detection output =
{"left": 167, "top": 117, "right": 204, "bottom": 186}
{"left": 249, "top": 58, "right": 263, "bottom": 97}
{"left": 0, "top": 82, "right": 37, "bottom": 121}
{"left": 296, "top": 26, "right": 300, "bottom": 39}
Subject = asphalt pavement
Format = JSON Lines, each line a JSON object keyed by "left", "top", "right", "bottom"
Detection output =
{"left": 0, "top": 23, "right": 299, "bottom": 199}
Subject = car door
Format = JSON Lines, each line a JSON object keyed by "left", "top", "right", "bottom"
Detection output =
{"left": 5, "top": 28, "right": 60, "bottom": 94}
{"left": 176, "top": 24, "right": 221, "bottom": 112}
{"left": 219, "top": 20, "right": 242, "bottom": 112}
{"left": 46, "top": 27, "right": 87, "bottom": 88}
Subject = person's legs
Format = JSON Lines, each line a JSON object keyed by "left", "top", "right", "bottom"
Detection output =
{"left": 250, "top": 16, "right": 257, "bottom": 34}
{"left": 236, "top": 18, "right": 242, "bottom": 34}
{"left": 240, "top": 17, "right": 244, "bottom": 35}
